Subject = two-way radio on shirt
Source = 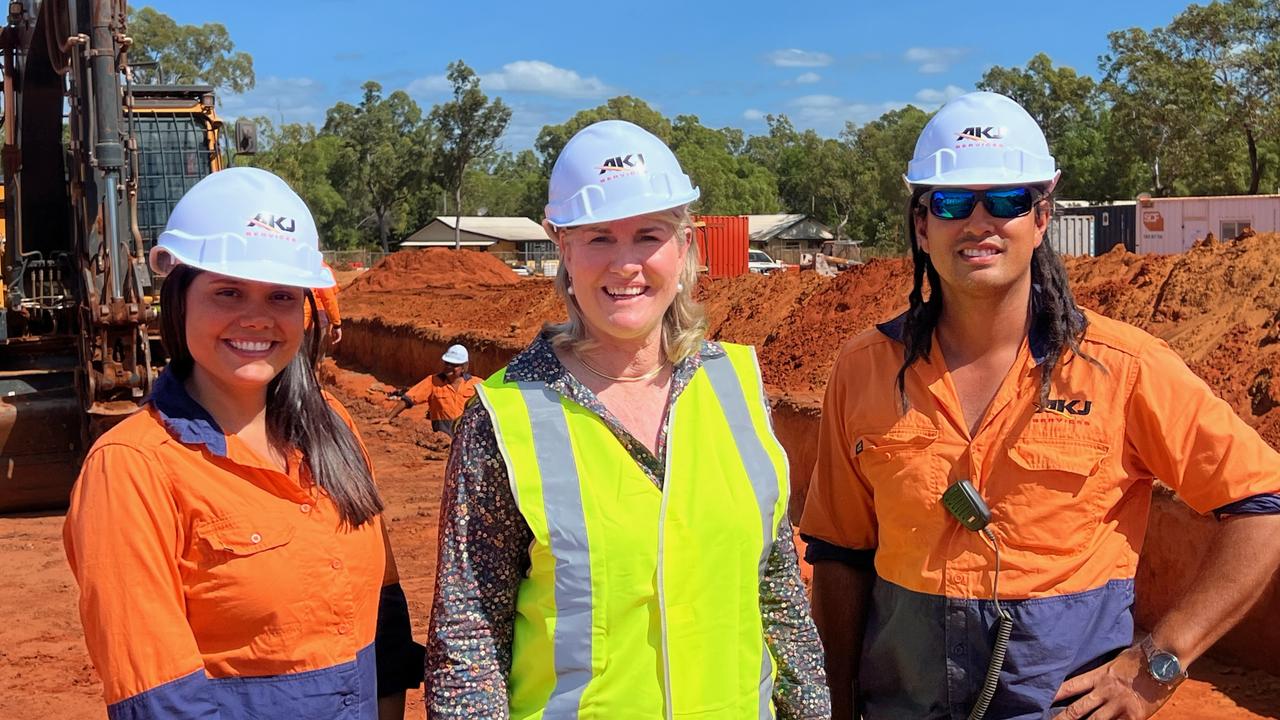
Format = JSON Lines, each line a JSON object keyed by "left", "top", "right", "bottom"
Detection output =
{"left": 940, "top": 479, "right": 1013, "bottom": 720}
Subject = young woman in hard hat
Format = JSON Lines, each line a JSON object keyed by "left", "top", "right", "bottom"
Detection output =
{"left": 800, "top": 91, "right": 1280, "bottom": 720}
{"left": 424, "top": 120, "right": 830, "bottom": 719}
{"left": 63, "top": 167, "right": 422, "bottom": 719}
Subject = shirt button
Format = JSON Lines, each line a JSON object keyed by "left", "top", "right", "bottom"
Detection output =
{"left": 300, "top": 503, "right": 311, "bottom": 514}
{"left": 952, "top": 644, "right": 964, "bottom": 656}
{"left": 249, "top": 533, "right": 262, "bottom": 544}
{"left": 343, "top": 696, "right": 354, "bottom": 706}
{"left": 331, "top": 559, "right": 343, "bottom": 570}
{"left": 337, "top": 623, "right": 349, "bottom": 635}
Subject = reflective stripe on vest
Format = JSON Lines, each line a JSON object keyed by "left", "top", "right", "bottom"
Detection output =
{"left": 701, "top": 353, "right": 782, "bottom": 720}
{"left": 478, "top": 343, "right": 789, "bottom": 720}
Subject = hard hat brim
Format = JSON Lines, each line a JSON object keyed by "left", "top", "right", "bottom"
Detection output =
{"left": 546, "top": 188, "right": 701, "bottom": 228}
{"left": 903, "top": 168, "right": 1061, "bottom": 190}
{"left": 150, "top": 242, "right": 336, "bottom": 289}
{"left": 905, "top": 169, "right": 1058, "bottom": 188}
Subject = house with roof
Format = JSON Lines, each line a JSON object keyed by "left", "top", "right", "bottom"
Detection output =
{"left": 399, "top": 216, "right": 556, "bottom": 264}
{"left": 746, "top": 214, "right": 838, "bottom": 263}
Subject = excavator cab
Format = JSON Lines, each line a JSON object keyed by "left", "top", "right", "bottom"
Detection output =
{"left": 0, "top": 0, "right": 224, "bottom": 512}
{"left": 128, "top": 84, "right": 223, "bottom": 287}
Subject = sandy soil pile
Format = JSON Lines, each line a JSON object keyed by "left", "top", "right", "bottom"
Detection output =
{"left": 1066, "top": 234, "right": 1280, "bottom": 446}
{"left": 344, "top": 248, "right": 521, "bottom": 293}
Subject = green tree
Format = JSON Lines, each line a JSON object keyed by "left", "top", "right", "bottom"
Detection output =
{"left": 669, "top": 115, "right": 780, "bottom": 215}
{"left": 247, "top": 118, "right": 361, "bottom": 249}
{"left": 128, "top": 7, "right": 254, "bottom": 92}
{"left": 324, "top": 81, "right": 435, "bottom": 252}
{"left": 457, "top": 150, "right": 546, "bottom": 220}
{"left": 1103, "top": 0, "right": 1280, "bottom": 194}
{"left": 842, "top": 105, "right": 932, "bottom": 248}
{"left": 429, "top": 61, "right": 512, "bottom": 249}
{"left": 978, "top": 54, "right": 1135, "bottom": 200}
{"left": 534, "top": 96, "right": 672, "bottom": 173}
{"left": 746, "top": 115, "right": 859, "bottom": 237}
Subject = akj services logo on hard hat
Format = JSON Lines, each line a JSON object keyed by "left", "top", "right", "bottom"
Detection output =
{"left": 245, "top": 212, "right": 298, "bottom": 241}
{"left": 597, "top": 153, "right": 647, "bottom": 183}
{"left": 955, "top": 126, "right": 1008, "bottom": 149}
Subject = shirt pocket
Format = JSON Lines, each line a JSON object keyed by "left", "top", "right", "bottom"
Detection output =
{"left": 196, "top": 515, "right": 296, "bottom": 560}
{"left": 856, "top": 425, "right": 948, "bottom": 504}
{"left": 188, "top": 515, "right": 304, "bottom": 648}
{"left": 994, "top": 438, "right": 1110, "bottom": 555}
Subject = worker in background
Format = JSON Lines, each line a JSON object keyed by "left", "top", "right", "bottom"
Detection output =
{"left": 385, "top": 343, "right": 480, "bottom": 435}
{"left": 801, "top": 91, "right": 1280, "bottom": 720}
{"left": 423, "top": 120, "right": 829, "bottom": 718}
{"left": 63, "top": 168, "right": 423, "bottom": 720}
{"left": 304, "top": 260, "right": 343, "bottom": 354}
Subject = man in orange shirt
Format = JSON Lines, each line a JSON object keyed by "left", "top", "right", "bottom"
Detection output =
{"left": 387, "top": 344, "right": 480, "bottom": 435}
{"left": 801, "top": 92, "right": 1280, "bottom": 720}
{"left": 304, "top": 261, "right": 343, "bottom": 351}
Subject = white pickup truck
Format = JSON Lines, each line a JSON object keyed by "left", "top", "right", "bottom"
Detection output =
{"left": 748, "top": 250, "right": 785, "bottom": 275}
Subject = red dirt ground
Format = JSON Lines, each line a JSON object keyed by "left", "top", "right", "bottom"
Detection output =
{"left": 4, "top": 239, "right": 1280, "bottom": 717}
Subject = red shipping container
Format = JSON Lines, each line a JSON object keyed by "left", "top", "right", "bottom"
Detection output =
{"left": 693, "top": 214, "right": 749, "bottom": 278}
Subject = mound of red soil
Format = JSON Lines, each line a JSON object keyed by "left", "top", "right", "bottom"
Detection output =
{"left": 339, "top": 234, "right": 1280, "bottom": 444}
{"left": 1066, "top": 233, "right": 1280, "bottom": 447}
{"left": 345, "top": 248, "right": 520, "bottom": 294}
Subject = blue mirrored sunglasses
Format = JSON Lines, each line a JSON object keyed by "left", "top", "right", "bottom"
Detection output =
{"left": 925, "top": 186, "right": 1045, "bottom": 220}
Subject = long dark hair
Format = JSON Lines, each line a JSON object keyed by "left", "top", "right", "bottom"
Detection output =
{"left": 159, "top": 265, "right": 383, "bottom": 528}
{"left": 895, "top": 187, "right": 1095, "bottom": 412}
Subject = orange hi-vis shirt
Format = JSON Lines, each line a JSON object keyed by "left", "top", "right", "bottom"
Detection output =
{"left": 304, "top": 264, "right": 341, "bottom": 329}
{"left": 405, "top": 373, "right": 481, "bottom": 421}
{"left": 63, "top": 370, "right": 384, "bottom": 719}
{"left": 800, "top": 307, "right": 1280, "bottom": 719}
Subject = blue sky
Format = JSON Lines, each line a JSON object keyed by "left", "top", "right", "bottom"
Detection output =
{"left": 144, "top": 0, "right": 1196, "bottom": 151}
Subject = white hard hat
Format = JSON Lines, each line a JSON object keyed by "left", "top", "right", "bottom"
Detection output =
{"left": 150, "top": 167, "right": 334, "bottom": 288}
{"left": 905, "top": 91, "right": 1058, "bottom": 188}
{"left": 545, "top": 120, "right": 700, "bottom": 227}
{"left": 441, "top": 344, "right": 468, "bottom": 364}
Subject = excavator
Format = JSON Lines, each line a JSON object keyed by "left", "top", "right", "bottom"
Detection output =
{"left": 0, "top": 0, "right": 244, "bottom": 512}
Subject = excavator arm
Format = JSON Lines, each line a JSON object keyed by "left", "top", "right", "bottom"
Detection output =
{"left": 0, "top": 0, "right": 221, "bottom": 511}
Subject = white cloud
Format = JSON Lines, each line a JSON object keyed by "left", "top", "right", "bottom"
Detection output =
{"left": 787, "top": 94, "right": 909, "bottom": 134}
{"left": 482, "top": 61, "right": 614, "bottom": 98}
{"left": 743, "top": 108, "right": 765, "bottom": 121}
{"left": 914, "top": 85, "right": 968, "bottom": 104}
{"left": 220, "top": 76, "right": 329, "bottom": 126}
{"left": 795, "top": 72, "right": 821, "bottom": 84}
{"left": 407, "top": 75, "right": 450, "bottom": 94}
{"left": 791, "top": 94, "right": 845, "bottom": 110}
{"left": 409, "top": 60, "right": 615, "bottom": 100}
{"left": 904, "top": 47, "right": 967, "bottom": 74}
{"left": 766, "top": 49, "right": 833, "bottom": 68}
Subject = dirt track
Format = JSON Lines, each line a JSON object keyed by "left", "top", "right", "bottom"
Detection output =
{"left": 3, "top": 242, "right": 1280, "bottom": 718}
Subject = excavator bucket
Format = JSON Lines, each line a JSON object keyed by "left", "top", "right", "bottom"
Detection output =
{"left": 0, "top": 339, "right": 84, "bottom": 512}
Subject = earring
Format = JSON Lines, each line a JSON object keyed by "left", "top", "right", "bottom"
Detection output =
{"left": 567, "top": 283, "right": 575, "bottom": 296}
{"left": 677, "top": 282, "right": 685, "bottom": 292}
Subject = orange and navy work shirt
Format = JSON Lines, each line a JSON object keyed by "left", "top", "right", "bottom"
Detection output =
{"left": 800, "top": 307, "right": 1280, "bottom": 720}
{"left": 63, "top": 369, "right": 385, "bottom": 719}
{"left": 404, "top": 373, "right": 481, "bottom": 421}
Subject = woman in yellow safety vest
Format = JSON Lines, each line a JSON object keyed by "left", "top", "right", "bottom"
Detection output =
{"left": 423, "top": 121, "right": 830, "bottom": 719}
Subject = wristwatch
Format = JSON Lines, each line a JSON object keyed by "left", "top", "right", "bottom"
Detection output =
{"left": 1139, "top": 635, "right": 1187, "bottom": 685}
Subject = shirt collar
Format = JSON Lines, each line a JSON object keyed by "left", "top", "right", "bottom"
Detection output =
{"left": 504, "top": 332, "right": 725, "bottom": 387}
{"left": 148, "top": 368, "right": 229, "bottom": 457}
{"left": 876, "top": 286, "right": 1061, "bottom": 366}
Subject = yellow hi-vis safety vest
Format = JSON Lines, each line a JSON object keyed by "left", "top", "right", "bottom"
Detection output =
{"left": 477, "top": 342, "right": 791, "bottom": 720}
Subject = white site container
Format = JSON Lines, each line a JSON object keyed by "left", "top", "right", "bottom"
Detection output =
{"left": 1136, "top": 195, "right": 1280, "bottom": 254}
{"left": 1048, "top": 214, "right": 1096, "bottom": 256}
